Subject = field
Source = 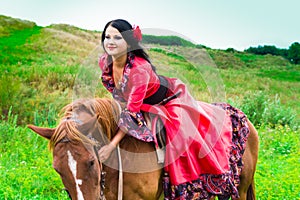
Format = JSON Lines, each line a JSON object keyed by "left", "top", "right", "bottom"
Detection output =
{"left": 0, "top": 15, "right": 299, "bottom": 199}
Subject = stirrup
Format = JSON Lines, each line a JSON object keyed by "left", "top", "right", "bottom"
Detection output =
{"left": 156, "top": 147, "right": 165, "bottom": 164}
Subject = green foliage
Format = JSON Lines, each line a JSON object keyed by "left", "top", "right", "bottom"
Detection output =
{"left": 208, "top": 49, "right": 245, "bottom": 68}
{"left": 0, "top": 72, "right": 21, "bottom": 118}
{"left": 0, "top": 26, "right": 42, "bottom": 65}
{"left": 228, "top": 91, "right": 297, "bottom": 128}
{"left": 33, "top": 103, "right": 58, "bottom": 127}
{"left": 0, "top": 63, "right": 79, "bottom": 125}
{"left": 0, "top": 113, "right": 69, "bottom": 199}
{"left": 0, "top": 15, "right": 101, "bottom": 125}
{"left": 288, "top": 42, "right": 300, "bottom": 64}
{"left": 150, "top": 48, "right": 188, "bottom": 62}
{"left": 244, "top": 43, "right": 300, "bottom": 64}
{"left": 225, "top": 47, "right": 237, "bottom": 53}
{"left": 255, "top": 125, "right": 300, "bottom": 199}
{"left": 209, "top": 49, "right": 290, "bottom": 69}
{"left": 143, "top": 35, "right": 200, "bottom": 48}
{"left": 245, "top": 45, "right": 287, "bottom": 57}
{"left": 0, "top": 15, "right": 36, "bottom": 37}
{"left": 257, "top": 65, "right": 300, "bottom": 82}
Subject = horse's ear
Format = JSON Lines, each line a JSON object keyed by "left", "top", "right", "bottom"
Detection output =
{"left": 27, "top": 124, "right": 55, "bottom": 140}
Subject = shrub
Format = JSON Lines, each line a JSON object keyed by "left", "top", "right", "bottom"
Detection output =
{"left": 143, "top": 35, "right": 197, "bottom": 47}
{"left": 288, "top": 42, "right": 300, "bottom": 64}
{"left": 0, "top": 72, "right": 21, "bottom": 119}
{"left": 229, "top": 91, "right": 297, "bottom": 128}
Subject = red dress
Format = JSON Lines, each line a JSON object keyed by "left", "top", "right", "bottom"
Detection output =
{"left": 99, "top": 53, "right": 250, "bottom": 199}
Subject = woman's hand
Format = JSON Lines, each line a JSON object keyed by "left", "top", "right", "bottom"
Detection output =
{"left": 98, "top": 143, "right": 116, "bottom": 162}
{"left": 98, "top": 129, "right": 126, "bottom": 162}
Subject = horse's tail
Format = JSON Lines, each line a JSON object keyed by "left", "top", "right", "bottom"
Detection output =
{"left": 247, "top": 181, "right": 256, "bottom": 200}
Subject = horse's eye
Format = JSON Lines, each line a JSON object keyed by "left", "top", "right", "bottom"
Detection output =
{"left": 89, "top": 160, "right": 95, "bottom": 168}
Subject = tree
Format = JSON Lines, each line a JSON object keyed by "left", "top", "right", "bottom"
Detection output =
{"left": 288, "top": 42, "right": 300, "bottom": 64}
{"left": 245, "top": 45, "right": 282, "bottom": 56}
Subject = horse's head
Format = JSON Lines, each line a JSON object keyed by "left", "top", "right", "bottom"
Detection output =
{"left": 28, "top": 98, "right": 120, "bottom": 200}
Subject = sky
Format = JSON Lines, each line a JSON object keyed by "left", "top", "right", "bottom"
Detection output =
{"left": 1, "top": 0, "right": 299, "bottom": 51}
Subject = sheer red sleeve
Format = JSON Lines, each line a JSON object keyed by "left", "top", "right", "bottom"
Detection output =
{"left": 126, "top": 65, "right": 151, "bottom": 112}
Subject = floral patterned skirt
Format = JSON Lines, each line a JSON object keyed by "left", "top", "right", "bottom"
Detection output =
{"left": 162, "top": 103, "right": 250, "bottom": 200}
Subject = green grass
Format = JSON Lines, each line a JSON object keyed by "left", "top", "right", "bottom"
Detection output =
{"left": 0, "top": 26, "right": 42, "bottom": 64}
{"left": 257, "top": 65, "right": 300, "bottom": 82}
{"left": 0, "top": 16, "right": 101, "bottom": 125}
{"left": 0, "top": 15, "right": 36, "bottom": 37}
{"left": 255, "top": 125, "right": 300, "bottom": 199}
{"left": 0, "top": 110, "right": 68, "bottom": 199}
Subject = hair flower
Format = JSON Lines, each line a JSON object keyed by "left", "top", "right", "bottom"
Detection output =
{"left": 133, "top": 25, "right": 142, "bottom": 42}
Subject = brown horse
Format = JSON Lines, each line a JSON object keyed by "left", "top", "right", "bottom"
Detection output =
{"left": 28, "top": 97, "right": 259, "bottom": 200}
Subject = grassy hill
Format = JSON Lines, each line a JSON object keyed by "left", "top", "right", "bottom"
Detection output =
{"left": 1, "top": 15, "right": 298, "bottom": 126}
{"left": 0, "top": 15, "right": 299, "bottom": 199}
{"left": 0, "top": 15, "right": 102, "bottom": 125}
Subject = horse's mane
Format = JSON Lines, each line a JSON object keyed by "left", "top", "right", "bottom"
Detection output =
{"left": 49, "top": 98, "right": 120, "bottom": 150}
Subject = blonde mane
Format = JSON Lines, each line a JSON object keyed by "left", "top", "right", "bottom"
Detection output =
{"left": 49, "top": 98, "right": 120, "bottom": 150}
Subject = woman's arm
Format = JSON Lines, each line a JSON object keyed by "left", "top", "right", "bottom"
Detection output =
{"left": 111, "top": 129, "right": 126, "bottom": 146}
{"left": 98, "top": 129, "right": 126, "bottom": 162}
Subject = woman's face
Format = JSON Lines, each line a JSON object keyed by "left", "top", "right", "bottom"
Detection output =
{"left": 103, "top": 26, "right": 128, "bottom": 59}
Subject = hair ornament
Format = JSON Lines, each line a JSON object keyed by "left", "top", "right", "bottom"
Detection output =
{"left": 133, "top": 25, "right": 142, "bottom": 42}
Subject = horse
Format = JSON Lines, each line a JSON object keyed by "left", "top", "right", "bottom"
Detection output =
{"left": 28, "top": 97, "right": 259, "bottom": 200}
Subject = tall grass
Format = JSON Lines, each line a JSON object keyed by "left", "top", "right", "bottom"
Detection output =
{"left": 228, "top": 91, "right": 298, "bottom": 128}
{"left": 0, "top": 20, "right": 100, "bottom": 125}
{"left": 0, "top": 110, "right": 68, "bottom": 199}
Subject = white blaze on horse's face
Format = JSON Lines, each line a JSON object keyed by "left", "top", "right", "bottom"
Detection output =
{"left": 67, "top": 150, "right": 84, "bottom": 200}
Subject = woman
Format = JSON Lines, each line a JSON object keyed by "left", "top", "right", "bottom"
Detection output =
{"left": 98, "top": 19, "right": 248, "bottom": 199}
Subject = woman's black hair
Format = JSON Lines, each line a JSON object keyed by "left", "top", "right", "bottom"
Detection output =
{"left": 101, "top": 19, "right": 156, "bottom": 71}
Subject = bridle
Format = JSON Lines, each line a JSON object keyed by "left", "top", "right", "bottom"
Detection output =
{"left": 57, "top": 134, "right": 106, "bottom": 200}
{"left": 87, "top": 135, "right": 106, "bottom": 200}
